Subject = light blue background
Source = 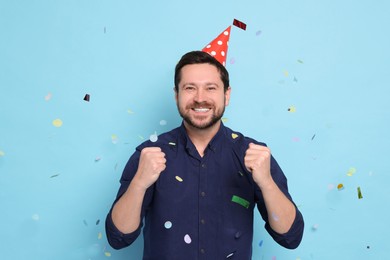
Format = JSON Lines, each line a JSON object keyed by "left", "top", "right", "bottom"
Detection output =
{"left": 1, "top": 0, "right": 389, "bottom": 259}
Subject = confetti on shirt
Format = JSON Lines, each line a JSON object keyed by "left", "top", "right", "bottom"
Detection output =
{"left": 233, "top": 19, "right": 247, "bottom": 30}
{"left": 52, "top": 119, "right": 63, "bottom": 127}
{"left": 150, "top": 132, "right": 158, "bottom": 142}
{"left": 231, "top": 133, "right": 238, "bottom": 139}
{"left": 184, "top": 234, "right": 192, "bottom": 244}
{"left": 175, "top": 176, "right": 183, "bottom": 182}
{"left": 164, "top": 221, "right": 172, "bottom": 229}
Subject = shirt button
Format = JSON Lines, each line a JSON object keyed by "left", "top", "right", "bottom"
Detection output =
{"left": 201, "top": 163, "right": 206, "bottom": 168}
{"left": 200, "top": 219, "right": 205, "bottom": 224}
{"left": 200, "top": 248, "right": 205, "bottom": 254}
{"left": 200, "top": 191, "right": 206, "bottom": 197}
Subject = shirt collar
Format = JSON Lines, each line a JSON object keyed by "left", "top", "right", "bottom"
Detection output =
{"left": 178, "top": 121, "right": 226, "bottom": 154}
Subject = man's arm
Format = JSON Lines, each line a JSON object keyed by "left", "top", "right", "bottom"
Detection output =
{"left": 245, "top": 143, "right": 303, "bottom": 248}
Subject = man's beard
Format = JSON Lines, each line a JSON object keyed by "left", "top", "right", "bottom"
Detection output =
{"left": 177, "top": 101, "right": 225, "bottom": 130}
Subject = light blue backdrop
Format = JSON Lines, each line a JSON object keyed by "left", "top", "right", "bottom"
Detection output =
{"left": 1, "top": 0, "right": 389, "bottom": 259}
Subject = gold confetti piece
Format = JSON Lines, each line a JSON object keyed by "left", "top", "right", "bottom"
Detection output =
{"left": 231, "top": 133, "right": 239, "bottom": 139}
{"left": 287, "top": 106, "right": 296, "bottom": 112}
{"left": 175, "top": 176, "right": 183, "bottom": 182}
{"left": 111, "top": 135, "right": 118, "bottom": 144}
{"left": 104, "top": 252, "right": 111, "bottom": 257}
{"left": 52, "top": 119, "right": 63, "bottom": 127}
{"left": 98, "top": 232, "right": 102, "bottom": 239}
{"left": 127, "top": 109, "right": 134, "bottom": 114}
{"left": 0, "top": 150, "right": 5, "bottom": 156}
{"left": 222, "top": 117, "right": 229, "bottom": 123}
{"left": 337, "top": 183, "right": 344, "bottom": 190}
{"left": 347, "top": 167, "right": 356, "bottom": 176}
{"left": 284, "top": 70, "right": 289, "bottom": 77}
{"left": 357, "top": 187, "right": 363, "bottom": 199}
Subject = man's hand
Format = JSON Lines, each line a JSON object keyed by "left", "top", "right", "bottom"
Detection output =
{"left": 133, "top": 147, "right": 166, "bottom": 190}
{"left": 244, "top": 143, "right": 273, "bottom": 188}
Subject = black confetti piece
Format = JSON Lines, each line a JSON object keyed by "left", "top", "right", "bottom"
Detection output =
{"left": 83, "top": 94, "right": 90, "bottom": 102}
{"left": 233, "top": 19, "right": 247, "bottom": 30}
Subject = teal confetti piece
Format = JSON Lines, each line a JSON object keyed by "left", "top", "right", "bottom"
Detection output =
{"left": 231, "top": 195, "right": 250, "bottom": 209}
{"left": 357, "top": 187, "right": 363, "bottom": 199}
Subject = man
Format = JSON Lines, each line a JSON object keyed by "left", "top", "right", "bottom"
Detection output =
{"left": 105, "top": 51, "right": 304, "bottom": 259}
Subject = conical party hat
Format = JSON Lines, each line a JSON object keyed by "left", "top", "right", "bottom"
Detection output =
{"left": 202, "top": 26, "right": 231, "bottom": 66}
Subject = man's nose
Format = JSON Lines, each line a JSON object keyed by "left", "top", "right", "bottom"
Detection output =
{"left": 194, "top": 89, "right": 205, "bottom": 102}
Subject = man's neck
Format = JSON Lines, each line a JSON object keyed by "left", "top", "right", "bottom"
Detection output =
{"left": 184, "top": 121, "right": 221, "bottom": 157}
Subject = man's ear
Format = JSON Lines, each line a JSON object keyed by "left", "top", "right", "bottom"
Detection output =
{"left": 225, "top": 86, "right": 231, "bottom": 106}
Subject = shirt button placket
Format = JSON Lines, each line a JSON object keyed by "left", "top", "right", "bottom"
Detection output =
{"left": 199, "top": 162, "right": 207, "bottom": 259}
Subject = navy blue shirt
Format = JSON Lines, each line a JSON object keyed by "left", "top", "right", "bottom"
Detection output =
{"left": 106, "top": 123, "right": 304, "bottom": 259}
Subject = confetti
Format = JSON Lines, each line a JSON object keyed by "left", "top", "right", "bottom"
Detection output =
{"left": 292, "top": 137, "right": 300, "bottom": 142}
{"left": 347, "top": 167, "right": 356, "bottom": 176}
{"left": 297, "top": 59, "right": 304, "bottom": 64}
{"left": 287, "top": 106, "right": 296, "bottom": 112}
{"left": 52, "top": 119, "right": 63, "bottom": 127}
{"left": 226, "top": 252, "right": 234, "bottom": 258}
{"left": 95, "top": 156, "right": 101, "bottom": 162}
{"left": 104, "top": 27, "right": 106, "bottom": 34}
{"left": 175, "top": 176, "right": 183, "bottom": 182}
{"left": 160, "top": 120, "right": 167, "bottom": 126}
{"left": 111, "top": 135, "right": 118, "bottom": 144}
{"left": 230, "top": 58, "right": 236, "bottom": 64}
{"left": 104, "top": 251, "right": 111, "bottom": 257}
{"left": 256, "top": 30, "right": 262, "bottom": 36}
{"left": 184, "top": 234, "right": 192, "bottom": 244}
{"left": 231, "top": 195, "right": 250, "bottom": 209}
{"left": 311, "top": 134, "right": 316, "bottom": 140}
{"left": 233, "top": 19, "right": 247, "bottom": 30}
{"left": 83, "top": 94, "right": 90, "bottom": 102}
{"left": 83, "top": 220, "right": 88, "bottom": 226}
{"left": 238, "top": 171, "right": 244, "bottom": 177}
{"left": 258, "top": 240, "right": 263, "bottom": 247}
{"left": 96, "top": 219, "right": 100, "bottom": 225}
{"left": 50, "top": 174, "right": 60, "bottom": 178}
{"left": 337, "top": 183, "right": 344, "bottom": 190}
{"left": 45, "top": 92, "right": 52, "bottom": 101}
{"left": 293, "top": 77, "right": 298, "bottom": 82}
{"left": 149, "top": 132, "right": 158, "bottom": 142}
{"left": 0, "top": 150, "right": 5, "bottom": 156}
{"left": 231, "top": 133, "right": 238, "bottom": 139}
{"left": 221, "top": 117, "right": 228, "bottom": 123}
{"left": 312, "top": 224, "right": 319, "bottom": 230}
{"left": 284, "top": 70, "right": 289, "bottom": 77}
{"left": 32, "top": 214, "right": 40, "bottom": 221}
{"left": 357, "top": 187, "right": 363, "bottom": 199}
{"left": 168, "top": 142, "right": 176, "bottom": 146}
{"left": 164, "top": 221, "right": 172, "bottom": 229}
{"left": 98, "top": 232, "right": 102, "bottom": 239}
{"left": 127, "top": 109, "right": 134, "bottom": 114}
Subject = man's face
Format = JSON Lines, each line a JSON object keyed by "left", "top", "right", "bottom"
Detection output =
{"left": 175, "top": 63, "right": 231, "bottom": 130}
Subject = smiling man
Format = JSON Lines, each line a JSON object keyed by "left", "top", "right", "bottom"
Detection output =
{"left": 105, "top": 51, "right": 304, "bottom": 259}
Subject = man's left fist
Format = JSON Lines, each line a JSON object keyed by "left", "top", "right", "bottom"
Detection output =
{"left": 244, "top": 143, "right": 272, "bottom": 187}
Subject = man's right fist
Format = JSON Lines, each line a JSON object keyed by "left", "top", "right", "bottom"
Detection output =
{"left": 133, "top": 147, "right": 166, "bottom": 190}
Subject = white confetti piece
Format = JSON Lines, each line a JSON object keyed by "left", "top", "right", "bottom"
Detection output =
{"left": 32, "top": 214, "right": 40, "bottom": 221}
{"left": 149, "top": 132, "right": 158, "bottom": 142}
{"left": 159, "top": 120, "right": 167, "bottom": 126}
{"left": 184, "top": 234, "right": 192, "bottom": 244}
{"left": 175, "top": 176, "right": 183, "bottom": 182}
{"left": 164, "top": 221, "right": 172, "bottom": 229}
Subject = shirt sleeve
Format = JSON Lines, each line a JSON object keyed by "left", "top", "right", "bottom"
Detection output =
{"left": 105, "top": 146, "right": 154, "bottom": 250}
{"left": 255, "top": 154, "right": 304, "bottom": 249}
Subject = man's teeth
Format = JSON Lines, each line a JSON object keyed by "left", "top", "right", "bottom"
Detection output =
{"left": 193, "top": 108, "right": 210, "bottom": 112}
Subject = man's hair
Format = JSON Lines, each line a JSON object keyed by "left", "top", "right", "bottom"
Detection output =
{"left": 174, "top": 51, "right": 230, "bottom": 92}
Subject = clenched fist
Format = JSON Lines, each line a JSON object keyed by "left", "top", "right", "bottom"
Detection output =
{"left": 133, "top": 147, "right": 166, "bottom": 190}
{"left": 244, "top": 143, "right": 273, "bottom": 188}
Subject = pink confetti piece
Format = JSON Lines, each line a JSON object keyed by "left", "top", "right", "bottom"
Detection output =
{"left": 45, "top": 92, "right": 52, "bottom": 101}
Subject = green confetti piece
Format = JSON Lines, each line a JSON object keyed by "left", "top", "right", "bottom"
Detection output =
{"left": 357, "top": 187, "right": 363, "bottom": 199}
{"left": 231, "top": 195, "right": 250, "bottom": 209}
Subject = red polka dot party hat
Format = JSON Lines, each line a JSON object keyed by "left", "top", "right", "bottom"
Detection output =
{"left": 202, "top": 26, "right": 231, "bottom": 66}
